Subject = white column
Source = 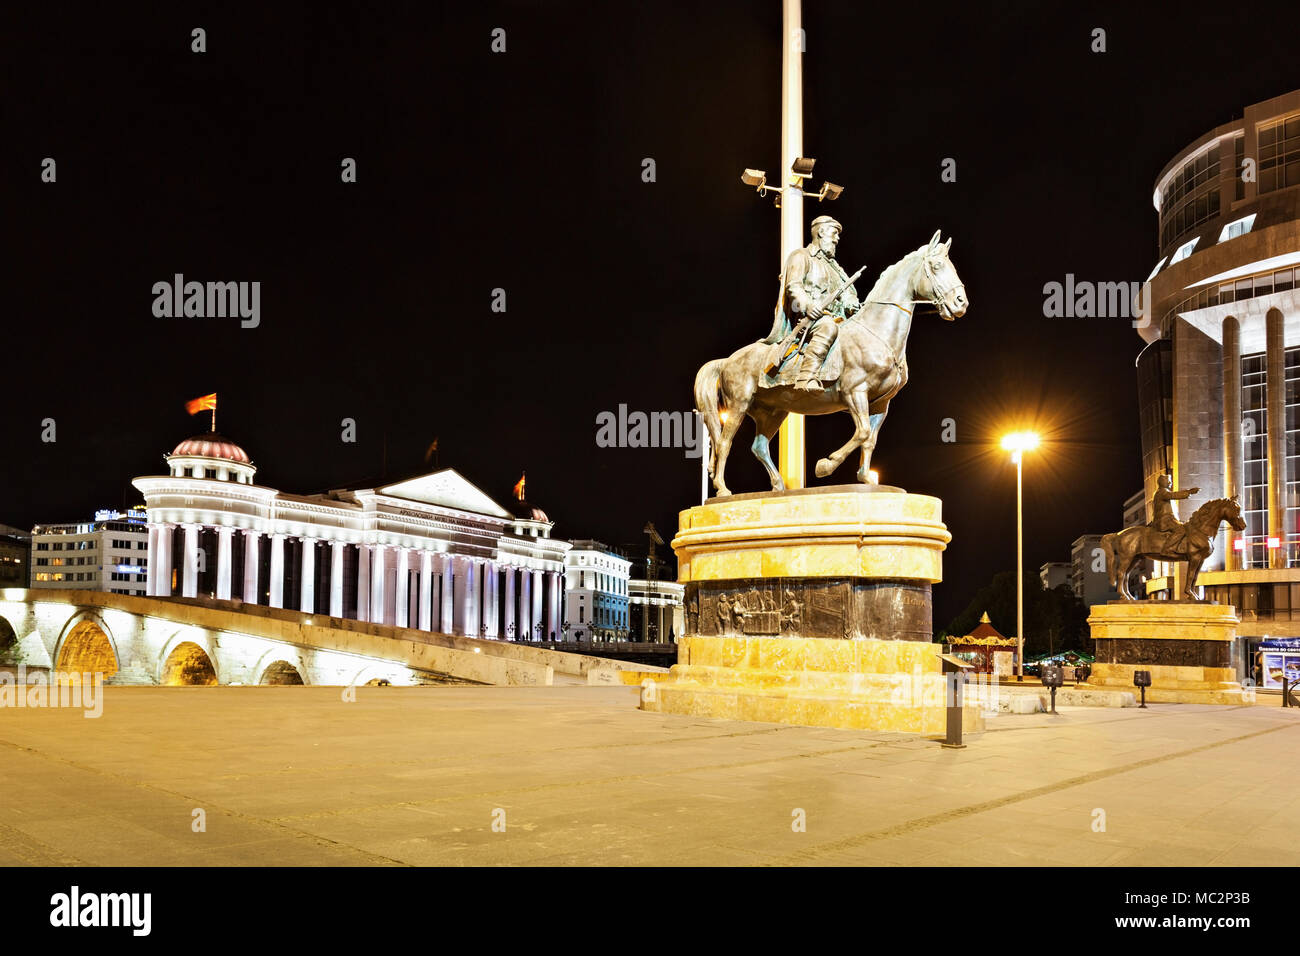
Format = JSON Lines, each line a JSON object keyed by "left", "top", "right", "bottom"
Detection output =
{"left": 243, "top": 531, "right": 260, "bottom": 603}
{"left": 440, "top": 555, "right": 454, "bottom": 633}
{"left": 145, "top": 524, "right": 158, "bottom": 595}
{"left": 531, "top": 569, "right": 544, "bottom": 641}
{"left": 216, "top": 527, "right": 234, "bottom": 600}
{"left": 182, "top": 524, "right": 200, "bottom": 598}
{"left": 484, "top": 562, "right": 498, "bottom": 638}
{"left": 370, "top": 544, "right": 387, "bottom": 624}
{"left": 458, "top": 558, "right": 478, "bottom": 637}
{"left": 419, "top": 551, "right": 433, "bottom": 631}
{"left": 300, "top": 538, "right": 316, "bottom": 614}
{"left": 504, "top": 566, "right": 516, "bottom": 640}
{"left": 269, "top": 534, "right": 285, "bottom": 609}
{"left": 356, "top": 545, "right": 371, "bottom": 622}
{"left": 395, "top": 548, "right": 410, "bottom": 628}
{"left": 548, "top": 571, "right": 561, "bottom": 641}
{"left": 520, "top": 569, "right": 533, "bottom": 641}
{"left": 330, "top": 541, "right": 345, "bottom": 618}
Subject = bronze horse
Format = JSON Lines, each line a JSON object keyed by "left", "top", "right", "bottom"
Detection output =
{"left": 1102, "top": 496, "right": 1246, "bottom": 600}
{"left": 694, "top": 230, "right": 967, "bottom": 496}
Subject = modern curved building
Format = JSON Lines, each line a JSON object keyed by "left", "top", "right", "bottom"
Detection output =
{"left": 131, "top": 432, "right": 570, "bottom": 641}
{"left": 1137, "top": 90, "right": 1300, "bottom": 657}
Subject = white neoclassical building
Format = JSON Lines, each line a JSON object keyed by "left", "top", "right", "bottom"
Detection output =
{"left": 132, "top": 432, "right": 570, "bottom": 640}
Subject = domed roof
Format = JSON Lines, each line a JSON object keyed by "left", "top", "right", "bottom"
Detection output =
{"left": 169, "top": 433, "right": 251, "bottom": 464}
{"left": 506, "top": 497, "right": 550, "bottom": 523}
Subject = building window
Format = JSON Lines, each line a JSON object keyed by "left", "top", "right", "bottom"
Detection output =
{"left": 1259, "top": 114, "right": 1300, "bottom": 195}
{"left": 1218, "top": 213, "right": 1256, "bottom": 244}
{"left": 1169, "top": 237, "right": 1199, "bottom": 266}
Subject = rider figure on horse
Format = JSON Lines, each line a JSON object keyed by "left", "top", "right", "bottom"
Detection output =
{"left": 763, "top": 216, "right": 862, "bottom": 392}
{"left": 1150, "top": 474, "right": 1203, "bottom": 553}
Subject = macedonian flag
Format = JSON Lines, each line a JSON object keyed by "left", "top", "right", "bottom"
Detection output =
{"left": 185, "top": 393, "right": 217, "bottom": 416}
{"left": 513, "top": 472, "right": 526, "bottom": 500}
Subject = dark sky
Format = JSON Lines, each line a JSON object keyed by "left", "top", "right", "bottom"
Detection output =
{"left": 2, "top": 1, "right": 1296, "bottom": 625}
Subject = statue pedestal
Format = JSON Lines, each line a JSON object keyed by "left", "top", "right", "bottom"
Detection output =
{"left": 1086, "top": 601, "right": 1245, "bottom": 705}
{"left": 640, "top": 486, "right": 983, "bottom": 735}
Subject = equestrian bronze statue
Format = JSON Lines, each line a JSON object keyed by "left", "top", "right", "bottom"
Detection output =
{"left": 695, "top": 226, "right": 968, "bottom": 496}
{"left": 1102, "top": 477, "right": 1246, "bottom": 600}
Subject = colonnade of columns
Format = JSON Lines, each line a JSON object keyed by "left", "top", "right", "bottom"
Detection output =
{"left": 146, "top": 524, "right": 564, "bottom": 640}
{"left": 1221, "top": 307, "right": 1289, "bottom": 571}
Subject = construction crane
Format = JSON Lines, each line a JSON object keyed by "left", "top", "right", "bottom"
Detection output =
{"left": 643, "top": 522, "right": 664, "bottom": 583}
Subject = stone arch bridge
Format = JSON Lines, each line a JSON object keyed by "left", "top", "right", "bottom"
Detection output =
{"left": 0, "top": 589, "right": 649, "bottom": 687}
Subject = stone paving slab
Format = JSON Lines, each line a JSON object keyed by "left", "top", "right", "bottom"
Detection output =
{"left": 1, "top": 686, "right": 1298, "bottom": 866}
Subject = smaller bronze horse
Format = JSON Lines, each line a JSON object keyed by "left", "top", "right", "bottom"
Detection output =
{"left": 1102, "top": 496, "right": 1245, "bottom": 600}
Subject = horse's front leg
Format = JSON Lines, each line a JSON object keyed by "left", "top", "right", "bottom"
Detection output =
{"left": 815, "top": 387, "right": 869, "bottom": 479}
{"left": 856, "top": 399, "right": 890, "bottom": 483}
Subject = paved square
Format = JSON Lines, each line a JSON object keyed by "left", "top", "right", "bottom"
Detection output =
{"left": 1, "top": 686, "right": 1297, "bottom": 865}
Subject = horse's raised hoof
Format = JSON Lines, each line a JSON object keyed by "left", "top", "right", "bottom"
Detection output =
{"left": 815, "top": 458, "right": 835, "bottom": 478}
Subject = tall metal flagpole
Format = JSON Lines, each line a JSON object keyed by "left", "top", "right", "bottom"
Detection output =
{"left": 777, "top": 0, "right": 806, "bottom": 490}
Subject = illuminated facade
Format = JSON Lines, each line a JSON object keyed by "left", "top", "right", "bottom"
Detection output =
{"left": 1137, "top": 89, "right": 1300, "bottom": 643}
{"left": 0, "top": 523, "right": 31, "bottom": 589}
{"left": 29, "top": 510, "right": 149, "bottom": 595}
{"left": 131, "top": 433, "right": 569, "bottom": 639}
{"left": 628, "top": 577, "right": 685, "bottom": 643}
{"left": 563, "top": 541, "right": 630, "bottom": 641}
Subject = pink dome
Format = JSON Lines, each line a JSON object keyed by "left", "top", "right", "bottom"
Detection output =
{"left": 170, "top": 434, "right": 251, "bottom": 464}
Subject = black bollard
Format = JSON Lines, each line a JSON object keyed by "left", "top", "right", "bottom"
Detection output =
{"left": 1134, "top": 669, "right": 1152, "bottom": 708}
{"left": 1042, "top": 663, "right": 1064, "bottom": 715}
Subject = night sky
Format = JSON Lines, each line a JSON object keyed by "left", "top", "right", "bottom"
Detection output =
{"left": 3, "top": 1, "right": 1296, "bottom": 625}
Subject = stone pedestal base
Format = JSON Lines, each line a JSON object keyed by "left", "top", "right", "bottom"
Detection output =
{"left": 1087, "top": 601, "right": 1245, "bottom": 705}
{"left": 641, "top": 635, "right": 984, "bottom": 735}
{"left": 644, "top": 486, "right": 973, "bottom": 735}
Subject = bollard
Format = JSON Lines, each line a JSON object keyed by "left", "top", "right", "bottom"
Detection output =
{"left": 1133, "top": 669, "right": 1151, "bottom": 708}
{"left": 1041, "top": 663, "right": 1064, "bottom": 714}
{"left": 939, "top": 655, "right": 973, "bottom": 748}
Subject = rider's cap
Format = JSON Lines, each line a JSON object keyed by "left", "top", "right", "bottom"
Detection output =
{"left": 810, "top": 215, "right": 842, "bottom": 236}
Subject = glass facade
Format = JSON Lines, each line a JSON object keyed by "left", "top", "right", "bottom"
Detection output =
{"left": 1159, "top": 143, "right": 1221, "bottom": 251}
{"left": 1237, "top": 348, "right": 1300, "bottom": 567}
{"left": 1137, "top": 339, "right": 1172, "bottom": 487}
{"left": 1259, "top": 113, "right": 1300, "bottom": 195}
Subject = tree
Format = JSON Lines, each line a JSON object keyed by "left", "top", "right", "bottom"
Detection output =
{"left": 944, "top": 572, "right": 1091, "bottom": 657}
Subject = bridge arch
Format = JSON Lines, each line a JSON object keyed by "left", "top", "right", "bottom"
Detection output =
{"left": 157, "top": 630, "right": 219, "bottom": 686}
{"left": 54, "top": 613, "right": 120, "bottom": 680}
{"left": 251, "top": 646, "right": 308, "bottom": 686}
{"left": 0, "top": 614, "right": 16, "bottom": 663}
{"left": 351, "top": 663, "right": 411, "bottom": 687}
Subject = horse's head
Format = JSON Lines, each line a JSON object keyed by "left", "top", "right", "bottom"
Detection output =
{"left": 1228, "top": 494, "right": 1247, "bottom": 532}
{"left": 1191, "top": 495, "right": 1247, "bottom": 533}
{"left": 917, "top": 229, "right": 968, "bottom": 321}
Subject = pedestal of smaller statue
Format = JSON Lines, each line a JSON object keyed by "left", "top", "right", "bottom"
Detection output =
{"left": 1087, "top": 601, "right": 1245, "bottom": 704}
{"left": 639, "top": 485, "right": 983, "bottom": 735}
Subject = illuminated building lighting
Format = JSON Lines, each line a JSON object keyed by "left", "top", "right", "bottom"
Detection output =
{"left": 1268, "top": 536, "right": 1280, "bottom": 549}
{"left": 1233, "top": 538, "right": 1247, "bottom": 551}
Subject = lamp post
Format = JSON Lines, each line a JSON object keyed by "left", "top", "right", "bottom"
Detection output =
{"left": 738, "top": 0, "right": 844, "bottom": 491}
{"left": 1001, "top": 432, "right": 1040, "bottom": 681}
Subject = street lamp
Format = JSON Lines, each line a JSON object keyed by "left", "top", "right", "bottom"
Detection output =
{"left": 1001, "top": 431, "right": 1040, "bottom": 681}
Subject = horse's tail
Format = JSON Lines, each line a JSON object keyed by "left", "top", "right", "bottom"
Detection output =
{"left": 694, "top": 359, "right": 726, "bottom": 476}
{"left": 1101, "top": 532, "right": 1119, "bottom": 588}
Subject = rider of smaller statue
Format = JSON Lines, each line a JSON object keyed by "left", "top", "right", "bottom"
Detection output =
{"left": 1149, "top": 474, "right": 1203, "bottom": 554}
{"left": 763, "top": 215, "right": 862, "bottom": 391}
